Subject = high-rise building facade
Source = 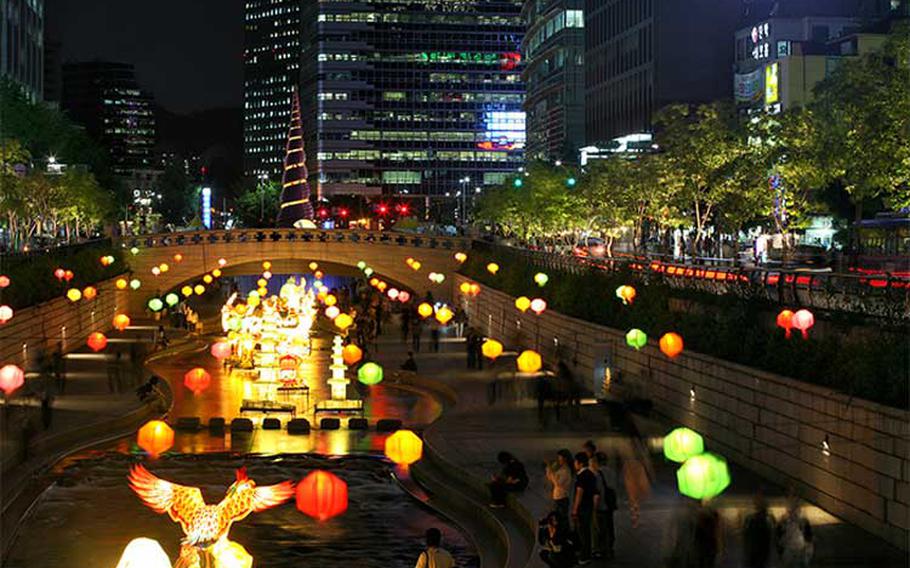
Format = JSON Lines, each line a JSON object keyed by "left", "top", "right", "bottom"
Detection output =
{"left": 243, "top": 0, "right": 302, "bottom": 179}
{"left": 584, "top": 0, "right": 743, "bottom": 145}
{"left": 1, "top": 0, "right": 44, "bottom": 101}
{"left": 301, "top": 0, "right": 525, "bottom": 217}
{"left": 521, "top": 0, "right": 586, "bottom": 163}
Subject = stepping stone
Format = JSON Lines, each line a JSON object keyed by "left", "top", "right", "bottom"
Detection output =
{"left": 320, "top": 418, "right": 340, "bottom": 430}
{"left": 376, "top": 418, "right": 402, "bottom": 432}
{"left": 231, "top": 418, "right": 254, "bottom": 432}
{"left": 262, "top": 417, "right": 281, "bottom": 430}
{"left": 175, "top": 417, "right": 201, "bottom": 431}
{"left": 348, "top": 418, "right": 368, "bottom": 430}
{"left": 208, "top": 417, "right": 226, "bottom": 432}
{"left": 287, "top": 418, "right": 311, "bottom": 434}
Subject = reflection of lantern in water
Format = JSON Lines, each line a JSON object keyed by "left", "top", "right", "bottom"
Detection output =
{"left": 0, "top": 364, "right": 25, "bottom": 396}
{"left": 358, "top": 362, "right": 383, "bottom": 385}
{"left": 296, "top": 470, "right": 348, "bottom": 521}
{"left": 517, "top": 350, "right": 542, "bottom": 373}
{"left": 435, "top": 306, "right": 453, "bottom": 325}
{"left": 530, "top": 298, "right": 547, "bottom": 315}
{"left": 482, "top": 339, "right": 504, "bottom": 360}
{"left": 211, "top": 341, "right": 231, "bottom": 360}
{"left": 183, "top": 368, "right": 212, "bottom": 395}
{"left": 792, "top": 309, "right": 815, "bottom": 339}
{"left": 385, "top": 430, "right": 423, "bottom": 467}
{"left": 114, "top": 537, "right": 172, "bottom": 568}
{"left": 342, "top": 344, "right": 363, "bottom": 365}
{"left": 417, "top": 303, "right": 433, "bottom": 318}
{"left": 677, "top": 453, "right": 731, "bottom": 500}
{"left": 87, "top": 332, "right": 108, "bottom": 352}
{"left": 515, "top": 296, "right": 531, "bottom": 312}
{"left": 659, "top": 333, "right": 684, "bottom": 358}
{"left": 113, "top": 314, "right": 131, "bottom": 331}
{"left": 137, "top": 420, "right": 174, "bottom": 458}
{"left": 663, "top": 427, "right": 705, "bottom": 463}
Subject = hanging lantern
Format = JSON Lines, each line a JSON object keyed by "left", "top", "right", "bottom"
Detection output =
{"left": 385, "top": 430, "right": 423, "bottom": 467}
{"left": 203, "top": 274, "right": 214, "bottom": 285}
{"left": 334, "top": 313, "right": 354, "bottom": 331}
{"left": 83, "top": 286, "right": 98, "bottom": 301}
{"left": 417, "top": 303, "right": 433, "bottom": 318}
{"left": 342, "top": 344, "right": 363, "bottom": 365}
{"left": 357, "top": 261, "right": 367, "bottom": 270}
{"left": 0, "top": 275, "right": 10, "bottom": 288}
{"left": 210, "top": 341, "right": 231, "bottom": 360}
{"left": 173, "top": 253, "right": 183, "bottom": 263}
{"left": 659, "top": 333, "right": 684, "bottom": 358}
{"left": 159, "top": 263, "right": 170, "bottom": 273}
{"left": 482, "top": 339, "right": 504, "bottom": 360}
{"left": 66, "top": 288, "right": 82, "bottom": 302}
{"left": 262, "top": 261, "right": 272, "bottom": 270}
{"left": 64, "top": 270, "right": 74, "bottom": 282}
{"left": 387, "top": 288, "right": 400, "bottom": 300}
{"left": 435, "top": 306, "right": 454, "bottom": 325}
{"left": 411, "top": 261, "right": 422, "bottom": 271}
{"left": 530, "top": 298, "right": 547, "bottom": 315}
{"left": 308, "top": 262, "right": 319, "bottom": 271}
{"left": 663, "top": 427, "right": 705, "bottom": 463}
{"left": 534, "top": 272, "right": 549, "bottom": 287}
{"left": 147, "top": 298, "right": 164, "bottom": 312}
{"left": 296, "top": 470, "right": 348, "bottom": 521}
{"left": 116, "top": 278, "right": 128, "bottom": 290}
{"left": 357, "top": 362, "right": 384, "bottom": 385}
{"left": 325, "top": 306, "right": 341, "bottom": 320}
{"left": 137, "top": 420, "right": 174, "bottom": 458}
{"left": 398, "top": 291, "right": 411, "bottom": 303}
{"left": 112, "top": 314, "right": 131, "bottom": 331}
{"left": 515, "top": 296, "right": 531, "bottom": 312}
{"left": 315, "top": 270, "right": 324, "bottom": 279}
{"left": 130, "top": 279, "right": 141, "bottom": 290}
{"left": 792, "top": 309, "right": 815, "bottom": 339}
{"left": 454, "top": 252, "right": 467, "bottom": 263}
{"left": 0, "top": 364, "right": 25, "bottom": 396}
{"left": 194, "top": 284, "right": 205, "bottom": 295}
{"left": 677, "top": 453, "right": 731, "bottom": 500}
{"left": 776, "top": 309, "right": 794, "bottom": 338}
{"left": 151, "top": 267, "right": 161, "bottom": 276}
{"left": 165, "top": 293, "right": 180, "bottom": 307}
{"left": 87, "top": 332, "right": 108, "bottom": 352}
{"left": 218, "top": 258, "right": 227, "bottom": 267}
{"left": 364, "top": 267, "right": 374, "bottom": 277}
{"left": 181, "top": 285, "right": 193, "bottom": 297}
{"left": 486, "top": 262, "right": 500, "bottom": 275}
{"left": 258, "top": 270, "right": 267, "bottom": 279}
{"left": 517, "top": 350, "right": 543, "bottom": 373}
{"left": 130, "top": 247, "right": 140, "bottom": 255}
{"left": 377, "top": 281, "right": 387, "bottom": 292}
{"left": 54, "top": 268, "right": 66, "bottom": 280}
{"left": 459, "top": 282, "right": 472, "bottom": 294}
{"left": 616, "top": 285, "right": 637, "bottom": 305}
{"left": 324, "top": 294, "right": 337, "bottom": 307}
{"left": 0, "top": 305, "right": 13, "bottom": 323}
{"left": 469, "top": 283, "right": 480, "bottom": 296}
{"left": 626, "top": 329, "right": 647, "bottom": 350}
{"left": 183, "top": 368, "right": 212, "bottom": 395}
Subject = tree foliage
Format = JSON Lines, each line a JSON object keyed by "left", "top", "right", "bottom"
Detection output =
{"left": 233, "top": 177, "right": 282, "bottom": 227}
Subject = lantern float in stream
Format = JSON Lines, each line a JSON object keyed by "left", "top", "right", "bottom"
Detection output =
{"left": 87, "top": 332, "right": 108, "bottom": 352}
{"left": 296, "top": 470, "right": 348, "bottom": 521}
{"left": 417, "top": 303, "right": 434, "bottom": 319}
{"left": 534, "top": 272, "right": 549, "bottom": 287}
{"left": 0, "top": 305, "right": 12, "bottom": 323}
{"left": 616, "top": 285, "right": 637, "bottom": 305}
{"left": 112, "top": 314, "right": 131, "bottom": 331}
{"left": 385, "top": 430, "right": 424, "bottom": 468}
{"left": 530, "top": 298, "right": 547, "bottom": 315}
{"left": 482, "top": 339, "right": 504, "bottom": 361}
{"left": 792, "top": 309, "right": 815, "bottom": 339}
{"left": 677, "top": 453, "right": 731, "bottom": 500}
{"left": 663, "top": 427, "right": 705, "bottom": 463}
{"left": 183, "top": 368, "right": 212, "bottom": 395}
{"left": 136, "top": 420, "right": 174, "bottom": 458}
{"left": 357, "top": 362, "right": 383, "bottom": 386}
{"left": 626, "top": 329, "right": 647, "bottom": 350}
{"left": 0, "top": 365, "right": 25, "bottom": 396}
{"left": 659, "top": 332, "right": 684, "bottom": 359}
{"left": 517, "top": 350, "right": 542, "bottom": 373}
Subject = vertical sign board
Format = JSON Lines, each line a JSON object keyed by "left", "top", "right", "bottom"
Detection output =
{"left": 201, "top": 187, "right": 212, "bottom": 229}
{"left": 764, "top": 62, "right": 779, "bottom": 106}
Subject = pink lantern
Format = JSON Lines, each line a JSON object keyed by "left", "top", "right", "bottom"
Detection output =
{"left": 398, "top": 291, "right": 411, "bottom": 303}
{"left": 210, "top": 341, "right": 231, "bottom": 360}
{"left": 792, "top": 309, "right": 815, "bottom": 339}
{"left": 0, "top": 275, "right": 9, "bottom": 288}
{"left": 530, "top": 298, "right": 547, "bottom": 315}
{"left": 54, "top": 268, "right": 65, "bottom": 281}
{"left": 0, "top": 305, "right": 13, "bottom": 323}
{"left": 0, "top": 364, "right": 25, "bottom": 396}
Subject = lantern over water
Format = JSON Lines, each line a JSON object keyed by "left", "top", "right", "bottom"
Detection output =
{"left": 159, "top": 263, "right": 169, "bottom": 273}
{"left": 792, "top": 309, "right": 815, "bottom": 339}
{"left": 262, "top": 261, "right": 272, "bottom": 270}
{"left": 514, "top": 296, "right": 531, "bottom": 312}
{"left": 411, "top": 261, "right": 422, "bottom": 271}
{"left": 517, "top": 350, "right": 543, "bottom": 373}
{"left": 334, "top": 313, "right": 354, "bottom": 331}
{"left": 454, "top": 252, "right": 467, "bottom": 263}
{"left": 486, "top": 262, "right": 500, "bottom": 275}
{"left": 626, "top": 329, "right": 647, "bottom": 350}
{"left": 482, "top": 339, "right": 504, "bottom": 360}
{"left": 357, "top": 261, "right": 367, "bottom": 270}
{"left": 83, "top": 286, "right": 98, "bottom": 300}
{"left": 385, "top": 430, "right": 424, "bottom": 467}
{"left": 137, "top": 420, "right": 174, "bottom": 458}
{"left": 296, "top": 470, "right": 348, "bottom": 521}
{"left": 112, "top": 314, "right": 131, "bottom": 331}
{"left": 66, "top": 288, "right": 82, "bottom": 302}
{"left": 0, "top": 365, "right": 25, "bottom": 396}
{"left": 87, "top": 332, "right": 108, "bottom": 352}
{"left": 0, "top": 305, "right": 12, "bottom": 323}
{"left": 659, "top": 333, "right": 684, "bottom": 358}
{"left": 417, "top": 303, "right": 433, "bottom": 318}
{"left": 358, "top": 362, "right": 383, "bottom": 385}
{"left": 435, "top": 306, "right": 454, "bottom": 325}
{"left": 211, "top": 341, "right": 231, "bottom": 360}
{"left": 616, "top": 285, "right": 637, "bottom": 305}
{"left": 677, "top": 453, "right": 731, "bottom": 500}
{"left": 116, "top": 278, "right": 128, "bottom": 290}
{"left": 663, "top": 427, "right": 705, "bottom": 463}
{"left": 364, "top": 267, "right": 374, "bottom": 277}
{"left": 530, "top": 298, "right": 547, "bottom": 315}
{"left": 534, "top": 272, "right": 549, "bottom": 287}
{"left": 183, "top": 368, "right": 212, "bottom": 395}
{"left": 130, "top": 279, "right": 141, "bottom": 290}
{"left": 325, "top": 306, "right": 341, "bottom": 320}
{"left": 147, "top": 298, "right": 164, "bottom": 312}
{"left": 342, "top": 344, "right": 363, "bottom": 365}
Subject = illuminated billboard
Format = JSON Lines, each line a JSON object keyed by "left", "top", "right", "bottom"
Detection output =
{"left": 201, "top": 187, "right": 212, "bottom": 229}
{"left": 477, "top": 111, "right": 526, "bottom": 151}
{"left": 765, "top": 63, "right": 779, "bottom": 105}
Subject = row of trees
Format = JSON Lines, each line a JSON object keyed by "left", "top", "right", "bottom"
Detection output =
{"left": 475, "top": 24, "right": 909, "bottom": 256}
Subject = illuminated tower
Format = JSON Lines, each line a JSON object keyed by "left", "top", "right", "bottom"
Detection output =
{"left": 277, "top": 89, "right": 315, "bottom": 228}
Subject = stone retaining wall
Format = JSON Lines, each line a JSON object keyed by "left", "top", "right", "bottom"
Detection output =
{"left": 455, "top": 275, "right": 910, "bottom": 549}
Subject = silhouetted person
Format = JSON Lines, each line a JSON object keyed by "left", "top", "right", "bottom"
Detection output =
{"left": 401, "top": 351, "right": 418, "bottom": 372}
{"left": 52, "top": 343, "right": 65, "bottom": 394}
{"left": 488, "top": 451, "right": 528, "bottom": 507}
{"left": 743, "top": 491, "right": 774, "bottom": 568}
{"left": 572, "top": 451, "right": 599, "bottom": 564}
{"left": 539, "top": 512, "right": 575, "bottom": 568}
{"left": 414, "top": 528, "right": 454, "bottom": 568}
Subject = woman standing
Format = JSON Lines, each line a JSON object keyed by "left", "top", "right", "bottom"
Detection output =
{"left": 545, "top": 449, "right": 574, "bottom": 526}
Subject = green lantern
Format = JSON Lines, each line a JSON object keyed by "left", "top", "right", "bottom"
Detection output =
{"left": 357, "top": 261, "right": 367, "bottom": 270}
{"left": 147, "top": 298, "right": 164, "bottom": 312}
{"left": 663, "top": 427, "right": 705, "bottom": 463}
{"left": 677, "top": 453, "right": 731, "bottom": 500}
{"left": 357, "top": 362, "right": 384, "bottom": 386}
{"left": 129, "top": 279, "right": 141, "bottom": 290}
{"left": 626, "top": 328, "right": 647, "bottom": 350}
{"left": 130, "top": 247, "right": 140, "bottom": 255}
{"left": 364, "top": 268, "right": 374, "bottom": 277}
{"left": 165, "top": 293, "right": 180, "bottom": 307}
{"left": 534, "top": 272, "right": 549, "bottom": 287}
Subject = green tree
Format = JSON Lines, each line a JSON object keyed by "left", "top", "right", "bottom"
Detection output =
{"left": 158, "top": 159, "right": 196, "bottom": 226}
{"left": 234, "top": 177, "right": 281, "bottom": 227}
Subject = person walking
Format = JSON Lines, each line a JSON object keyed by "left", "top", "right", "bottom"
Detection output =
{"left": 545, "top": 449, "right": 574, "bottom": 527}
{"left": 411, "top": 316, "right": 423, "bottom": 353}
{"left": 591, "top": 451, "right": 618, "bottom": 560}
{"left": 414, "top": 528, "right": 454, "bottom": 568}
{"left": 465, "top": 329, "right": 477, "bottom": 369}
{"left": 571, "top": 452, "right": 599, "bottom": 565}
{"left": 430, "top": 322, "right": 441, "bottom": 353}
{"left": 743, "top": 491, "right": 774, "bottom": 568}
{"left": 777, "top": 497, "right": 813, "bottom": 568}
{"left": 692, "top": 500, "right": 724, "bottom": 568}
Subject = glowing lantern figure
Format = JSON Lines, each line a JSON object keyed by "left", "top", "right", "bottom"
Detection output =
{"left": 486, "top": 262, "right": 500, "bottom": 275}
{"left": 435, "top": 306, "right": 454, "bottom": 325}
{"left": 677, "top": 453, "right": 731, "bottom": 500}
{"left": 54, "top": 268, "right": 66, "bottom": 280}
{"left": 515, "top": 296, "right": 531, "bottom": 312}
{"left": 534, "top": 272, "right": 549, "bottom": 287}
{"left": 342, "top": 344, "right": 363, "bottom": 365}
{"left": 116, "top": 278, "right": 128, "bottom": 290}
{"left": 182, "top": 286, "right": 193, "bottom": 297}
{"left": 211, "top": 341, "right": 231, "bottom": 360}
{"left": 482, "top": 339, "right": 504, "bottom": 360}
{"left": 398, "top": 291, "right": 411, "bottom": 303}
{"left": 112, "top": 314, "right": 131, "bottom": 331}
{"left": 147, "top": 298, "right": 164, "bottom": 312}
{"left": 659, "top": 333, "right": 684, "bottom": 358}
{"left": 165, "top": 293, "right": 180, "bottom": 307}
{"left": 83, "top": 286, "right": 98, "bottom": 300}
{"left": 296, "top": 470, "right": 348, "bottom": 521}
{"left": 0, "top": 275, "right": 10, "bottom": 288}
{"left": 325, "top": 306, "right": 341, "bottom": 320}
{"left": 136, "top": 420, "right": 174, "bottom": 458}
{"left": 358, "top": 362, "right": 384, "bottom": 386}
{"left": 616, "top": 285, "right": 637, "bottom": 305}
{"left": 530, "top": 298, "right": 547, "bottom": 315}
{"left": 0, "top": 365, "right": 25, "bottom": 396}
{"left": 626, "top": 329, "right": 647, "bottom": 350}
{"left": 114, "top": 537, "right": 172, "bottom": 568}
{"left": 130, "top": 279, "right": 141, "bottom": 290}
{"left": 663, "top": 427, "right": 705, "bottom": 463}
{"left": 173, "top": 253, "right": 183, "bottom": 263}
{"left": 517, "top": 350, "right": 543, "bottom": 373}
{"left": 87, "top": 332, "right": 108, "bottom": 352}
{"left": 66, "top": 288, "right": 82, "bottom": 302}
{"left": 454, "top": 252, "right": 467, "bottom": 263}
{"left": 417, "top": 303, "right": 433, "bottom": 318}
{"left": 183, "top": 368, "right": 212, "bottom": 395}
{"left": 0, "top": 305, "right": 12, "bottom": 323}
{"left": 194, "top": 284, "right": 205, "bottom": 295}
{"left": 385, "top": 430, "right": 424, "bottom": 467}
{"left": 792, "top": 309, "right": 815, "bottom": 339}
{"left": 334, "top": 313, "right": 354, "bottom": 331}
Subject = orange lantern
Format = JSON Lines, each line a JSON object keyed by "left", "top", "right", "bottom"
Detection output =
{"left": 659, "top": 332, "right": 684, "bottom": 358}
{"left": 296, "top": 470, "right": 348, "bottom": 521}
{"left": 137, "top": 420, "right": 174, "bottom": 458}
{"left": 334, "top": 313, "right": 354, "bottom": 331}
{"left": 112, "top": 314, "right": 131, "bottom": 331}
{"left": 515, "top": 296, "right": 531, "bottom": 312}
{"left": 100, "top": 255, "right": 111, "bottom": 266}
{"left": 83, "top": 286, "right": 98, "bottom": 300}
{"left": 617, "top": 285, "right": 637, "bottom": 305}
{"left": 435, "top": 306, "right": 454, "bottom": 325}
{"left": 87, "top": 332, "right": 108, "bottom": 352}
{"left": 776, "top": 309, "right": 794, "bottom": 339}
{"left": 173, "top": 253, "right": 183, "bottom": 262}
{"left": 315, "top": 270, "right": 324, "bottom": 279}
{"left": 210, "top": 341, "right": 231, "bottom": 360}
{"left": 517, "top": 350, "right": 543, "bottom": 373}
{"left": 459, "top": 282, "right": 472, "bottom": 294}
{"left": 115, "top": 278, "right": 128, "bottom": 290}
{"left": 792, "top": 309, "right": 815, "bottom": 339}
{"left": 342, "top": 344, "right": 363, "bottom": 365}
{"left": 417, "top": 303, "right": 433, "bottom": 318}
{"left": 482, "top": 339, "right": 504, "bottom": 360}
{"left": 385, "top": 430, "right": 424, "bottom": 467}
{"left": 183, "top": 368, "right": 212, "bottom": 395}
{"left": 0, "top": 364, "right": 25, "bottom": 396}
{"left": 530, "top": 298, "right": 547, "bottom": 315}
{"left": 469, "top": 283, "right": 480, "bottom": 296}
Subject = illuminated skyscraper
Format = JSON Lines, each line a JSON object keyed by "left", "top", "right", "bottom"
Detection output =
{"left": 243, "top": 0, "right": 302, "bottom": 179}
{"left": 1, "top": 0, "right": 44, "bottom": 102}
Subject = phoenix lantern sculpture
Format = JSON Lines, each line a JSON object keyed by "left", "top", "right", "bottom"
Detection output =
{"left": 128, "top": 465, "right": 294, "bottom": 568}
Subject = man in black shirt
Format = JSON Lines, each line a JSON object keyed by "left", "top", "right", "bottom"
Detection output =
{"left": 572, "top": 452, "right": 599, "bottom": 564}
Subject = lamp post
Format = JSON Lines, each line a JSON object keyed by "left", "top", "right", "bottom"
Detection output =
{"left": 258, "top": 173, "right": 269, "bottom": 224}
{"left": 459, "top": 176, "right": 470, "bottom": 226}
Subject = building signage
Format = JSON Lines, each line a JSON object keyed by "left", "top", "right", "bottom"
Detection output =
{"left": 734, "top": 68, "right": 764, "bottom": 103}
{"left": 751, "top": 22, "right": 770, "bottom": 60}
{"left": 764, "top": 62, "right": 780, "bottom": 105}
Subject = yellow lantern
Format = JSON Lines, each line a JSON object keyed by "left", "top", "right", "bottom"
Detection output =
{"left": 194, "top": 284, "right": 205, "bottom": 295}
{"left": 257, "top": 278, "right": 267, "bottom": 288}
{"left": 515, "top": 296, "right": 531, "bottom": 312}
{"left": 435, "top": 306, "right": 454, "bottom": 325}
{"left": 486, "top": 262, "right": 500, "bottom": 275}
{"left": 459, "top": 282, "right": 472, "bottom": 294}
{"left": 454, "top": 252, "right": 467, "bottom": 263}
{"left": 385, "top": 430, "right": 424, "bottom": 467}
{"left": 482, "top": 339, "right": 504, "bottom": 360}
{"left": 257, "top": 287, "right": 267, "bottom": 297}
{"left": 309, "top": 262, "right": 318, "bottom": 271}
{"left": 159, "top": 263, "right": 170, "bottom": 273}
{"left": 377, "top": 281, "right": 388, "bottom": 292}
{"left": 517, "top": 350, "right": 543, "bottom": 373}
{"left": 369, "top": 277, "right": 379, "bottom": 287}
{"left": 115, "top": 278, "right": 128, "bottom": 290}
{"left": 405, "top": 257, "right": 415, "bottom": 266}
{"left": 417, "top": 303, "right": 433, "bottom": 318}
{"left": 325, "top": 294, "right": 337, "bottom": 307}
{"left": 203, "top": 274, "right": 214, "bottom": 284}
{"left": 411, "top": 261, "right": 422, "bottom": 271}
{"left": 66, "top": 288, "right": 82, "bottom": 302}
{"left": 212, "top": 268, "right": 222, "bottom": 278}
{"left": 181, "top": 285, "right": 193, "bottom": 297}
{"left": 262, "top": 261, "right": 272, "bottom": 270}
{"left": 334, "top": 313, "right": 354, "bottom": 331}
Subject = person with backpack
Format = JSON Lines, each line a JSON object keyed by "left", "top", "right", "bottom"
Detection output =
{"left": 414, "top": 528, "right": 454, "bottom": 568}
{"left": 591, "top": 451, "right": 618, "bottom": 560}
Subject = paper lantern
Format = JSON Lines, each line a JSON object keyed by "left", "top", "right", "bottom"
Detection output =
{"left": 309, "top": 262, "right": 318, "bottom": 271}
{"left": 151, "top": 267, "right": 161, "bottom": 276}
{"left": 159, "top": 263, "right": 169, "bottom": 273}
{"left": 116, "top": 278, "right": 128, "bottom": 290}
{"left": 616, "top": 285, "right": 637, "bottom": 305}
{"left": 517, "top": 350, "right": 543, "bottom": 373}
{"left": 387, "top": 288, "right": 400, "bottom": 300}
{"left": 83, "top": 286, "right": 98, "bottom": 300}
{"left": 211, "top": 341, "right": 231, "bottom": 360}
{"left": 435, "top": 306, "right": 454, "bottom": 325}
{"left": 417, "top": 303, "right": 433, "bottom": 318}
{"left": 626, "top": 329, "right": 647, "bottom": 350}
{"left": 147, "top": 298, "right": 164, "bottom": 312}
{"left": 258, "top": 270, "right": 267, "bottom": 279}
{"left": 100, "top": 255, "right": 111, "bottom": 266}
{"left": 194, "top": 284, "right": 205, "bottom": 295}
{"left": 296, "top": 470, "right": 348, "bottom": 521}
{"left": 342, "top": 344, "right": 363, "bottom": 365}
{"left": 334, "top": 313, "right": 354, "bottom": 331}
{"left": 212, "top": 540, "right": 252, "bottom": 568}
{"left": 357, "top": 362, "right": 383, "bottom": 385}
{"left": 165, "top": 293, "right": 180, "bottom": 307}
{"left": 181, "top": 285, "right": 193, "bottom": 297}
{"left": 130, "top": 247, "right": 139, "bottom": 255}
{"left": 112, "top": 314, "right": 131, "bottom": 331}
{"left": 325, "top": 306, "right": 340, "bottom": 320}
{"left": 411, "top": 261, "right": 422, "bottom": 271}
{"left": 0, "top": 305, "right": 13, "bottom": 323}
{"left": 183, "top": 368, "right": 212, "bottom": 395}
{"left": 130, "top": 279, "right": 141, "bottom": 290}
{"left": 663, "top": 427, "right": 705, "bottom": 463}
{"left": 677, "top": 453, "right": 731, "bottom": 500}
{"left": 659, "top": 333, "right": 684, "bottom": 358}
{"left": 482, "top": 339, "right": 504, "bottom": 360}
{"left": 87, "top": 332, "right": 108, "bottom": 352}
{"left": 454, "top": 252, "right": 467, "bottom": 263}
{"left": 262, "top": 261, "right": 272, "bottom": 270}
{"left": 469, "top": 283, "right": 480, "bottom": 296}
{"left": 357, "top": 261, "right": 367, "bottom": 270}
{"left": 218, "top": 258, "right": 227, "bottom": 267}
{"left": 213, "top": 268, "right": 223, "bottom": 278}
{"left": 515, "top": 296, "right": 531, "bottom": 312}
{"left": 114, "top": 538, "right": 172, "bottom": 568}
{"left": 398, "top": 291, "right": 411, "bottom": 303}
{"left": 530, "top": 298, "right": 547, "bottom": 315}
{"left": 137, "top": 420, "right": 174, "bottom": 458}
{"left": 534, "top": 272, "right": 549, "bottom": 287}
{"left": 204, "top": 274, "right": 214, "bottom": 284}
{"left": 0, "top": 364, "right": 25, "bottom": 396}
{"left": 377, "top": 281, "right": 387, "bottom": 292}
{"left": 405, "top": 257, "right": 415, "bottom": 266}
{"left": 66, "top": 288, "right": 82, "bottom": 302}
{"left": 385, "top": 430, "right": 423, "bottom": 467}
{"left": 64, "top": 270, "right": 74, "bottom": 281}
{"left": 459, "top": 282, "right": 472, "bottom": 294}
{"left": 486, "top": 262, "right": 500, "bottom": 274}
{"left": 364, "top": 267, "right": 374, "bottom": 277}
{"left": 324, "top": 294, "right": 337, "bottom": 307}
{"left": 54, "top": 268, "right": 66, "bottom": 280}
{"left": 173, "top": 253, "right": 183, "bottom": 262}
{"left": 792, "top": 309, "right": 815, "bottom": 339}
{"left": 0, "top": 275, "right": 10, "bottom": 288}
{"left": 257, "top": 286, "right": 267, "bottom": 297}
{"left": 315, "top": 270, "right": 324, "bottom": 279}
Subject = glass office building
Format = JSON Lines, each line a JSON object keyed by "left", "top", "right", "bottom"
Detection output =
{"left": 301, "top": 0, "right": 525, "bottom": 219}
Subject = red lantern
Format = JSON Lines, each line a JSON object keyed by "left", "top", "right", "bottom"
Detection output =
{"left": 210, "top": 341, "right": 231, "bottom": 360}
{"left": 659, "top": 332, "right": 684, "bottom": 358}
{"left": 792, "top": 309, "right": 815, "bottom": 339}
{"left": 296, "top": 470, "right": 348, "bottom": 521}
{"left": 87, "top": 332, "right": 108, "bottom": 352}
{"left": 776, "top": 309, "right": 794, "bottom": 339}
{"left": 112, "top": 313, "right": 131, "bottom": 331}
{"left": 0, "top": 364, "right": 25, "bottom": 396}
{"left": 64, "top": 270, "right": 74, "bottom": 282}
{"left": 54, "top": 268, "right": 65, "bottom": 281}
{"left": 137, "top": 420, "right": 174, "bottom": 458}
{"left": 183, "top": 368, "right": 211, "bottom": 395}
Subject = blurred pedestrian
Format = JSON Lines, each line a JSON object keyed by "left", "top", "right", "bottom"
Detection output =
{"left": 401, "top": 351, "right": 418, "bottom": 372}
{"left": 777, "top": 496, "right": 813, "bottom": 568}
{"left": 52, "top": 343, "right": 65, "bottom": 394}
{"left": 572, "top": 452, "right": 599, "bottom": 564}
{"left": 743, "top": 491, "right": 774, "bottom": 568}
{"left": 430, "top": 322, "right": 441, "bottom": 352}
{"left": 591, "top": 451, "right": 618, "bottom": 560}
{"left": 465, "top": 329, "right": 477, "bottom": 369}
{"left": 539, "top": 512, "right": 575, "bottom": 568}
{"left": 40, "top": 390, "right": 53, "bottom": 430}
{"left": 414, "top": 527, "right": 454, "bottom": 568}
{"left": 545, "top": 449, "right": 574, "bottom": 527}
{"left": 692, "top": 500, "right": 723, "bottom": 567}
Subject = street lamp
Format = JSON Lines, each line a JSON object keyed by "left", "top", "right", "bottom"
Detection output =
{"left": 459, "top": 176, "right": 471, "bottom": 224}
{"left": 258, "top": 173, "right": 269, "bottom": 224}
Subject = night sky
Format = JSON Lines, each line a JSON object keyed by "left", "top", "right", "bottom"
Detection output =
{"left": 46, "top": 0, "right": 244, "bottom": 113}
